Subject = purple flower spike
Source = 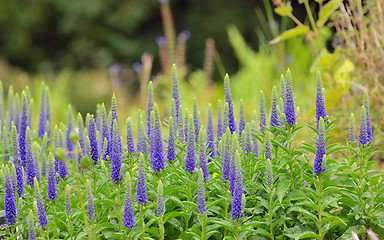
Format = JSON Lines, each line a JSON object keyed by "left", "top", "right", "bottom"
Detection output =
{"left": 265, "top": 132, "right": 272, "bottom": 161}
{"left": 28, "top": 210, "right": 36, "bottom": 240}
{"left": 270, "top": 86, "right": 280, "bottom": 127}
{"left": 65, "top": 185, "right": 71, "bottom": 214}
{"left": 109, "top": 94, "right": 119, "bottom": 157}
{"left": 47, "top": 154, "right": 57, "bottom": 202}
{"left": 207, "top": 104, "right": 215, "bottom": 160}
{"left": 57, "top": 129, "right": 68, "bottom": 179}
{"left": 348, "top": 113, "right": 355, "bottom": 143}
{"left": 34, "top": 178, "right": 48, "bottom": 228}
{"left": 231, "top": 151, "right": 244, "bottom": 221}
{"left": 280, "top": 74, "right": 286, "bottom": 109}
{"left": 266, "top": 158, "right": 273, "bottom": 187}
{"left": 193, "top": 98, "right": 200, "bottom": 142}
{"left": 25, "top": 127, "right": 37, "bottom": 186}
{"left": 137, "top": 117, "right": 148, "bottom": 154}
{"left": 111, "top": 119, "right": 123, "bottom": 183}
{"left": 123, "top": 173, "right": 135, "bottom": 230}
{"left": 284, "top": 69, "right": 296, "bottom": 127}
{"left": 359, "top": 105, "right": 368, "bottom": 147}
{"left": 88, "top": 115, "right": 99, "bottom": 165}
{"left": 217, "top": 100, "right": 223, "bottom": 141}
{"left": 157, "top": 180, "right": 165, "bottom": 215}
{"left": 238, "top": 99, "right": 245, "bottom": 137}
{"left": 45, "top": 87, "right": 52, "bottom": 137}
{"left": 167, "top": 117, "right": 176, "bottom": 162}
{"left": 4, "top": 169, "right": 17, "bottom": 225}
{"left": 37, "top": 82, "right": 46, "bottom": 138}
{"left": 150, "top": 104, "right": 165, "bottom": 172}
{"left": 363, "top": 91, "right": 372, "bottom": 145}
{"left": 100, "top": 104, "right": 109, "bottom": 160}
{"left": 197, "top": 169, "right": 206, "bottom": 214}
{"left": 313, "top": 118, "right": 326, "bottom": 174}
{"left": 86, "top": 180, "right": 96, "bottom": 220}
{"left": 243, "top": 123, "right": 252, "bottom": 154}
{"left": 66, "top": 105, "right": 74, "bottom": 161}
{"left": 259, "top": 91, "right": 266, "bottom": 132}
{"left": 185, "top": 115, "right": 196, "bottom": 174}
{"left": 77, "top": 113, "right": 85, "bottom": 168}
{"left": 229, "top": 135, "right": 239, "bottom": 195}
{"left": 223, "top": 102, "right": 229, "bottom": 132}
{"left": 147, "top": 82, "right": 154, "bottom": 137}
{"left": 172, "top": 65, "right": 180, "bottom": 125}
{"left": 198, "top": 128, "right": 209, "bottom": 181}
{"left": 224, "top": 74, "right": 236, "bottom": 134}
{"left": 137, "top": 153, "right": 148, "bottom": 204}
{"left": 126, "top": 117, "right": 135, "bottom": 155}
{"left": 221, "top": 128, "right": 231, "bottom": 181}
{"left": 315, "top": 72, "right": 327, "bottom": 124}
{"left": 19, "top": 92, "right": 29, "bottom": 167}
{"left": 11, "top": 126, "right": 24, "bottom": 197}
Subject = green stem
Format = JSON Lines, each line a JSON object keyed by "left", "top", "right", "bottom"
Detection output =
{"left": 159, "top": 215, "right": 165, "bottom": 240}
{"left": 92, "top": 219, "right": 97, "bottom": 240}
{"left": 140, "top": 204, "right": 146, "bottom": 239}
{"left": 303, "top": 0, "right": 318, "bottom": 34}
{"left": 235, "top": 220, "right": 240, "bottom": 240}
{"left": 287, "top": 127, "right": 294, "bottom": 190}
{"left": 67, "top": 212, "right": 73, "bottom": 240}
{"left": 268, "top": 188, "right": 274, "bottom": 240}
{"left": 117, "top": 183, "right": 123, "bottom": 231}
{"left": 317, "top": 174, "right": 323, "bottom": 240}
{"left": 200, "top": 213, "right": 206, "bottom": 240}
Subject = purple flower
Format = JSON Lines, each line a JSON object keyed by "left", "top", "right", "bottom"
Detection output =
{"left": 172, "top": 65, "right": 180, "bottom": 125}
{"left": 270, "top": 86, "right": 280, "bottom": 127}
{"left": 183, "top": 108, "right": 189, "bottom": 142}
{"left": 25, "top": 127, "right": 37, "bottom": 186}
{"left": 65, "top": 185, "right": 71, "bottom": 214}
{"left": 54, "top": 127, "right": 68, "bottom": 180}
{"left": 349, "top": 113, "right": 355, "bottom": 143}
{"left": 217, "top": 100, "right": 223, "bottom": 141}
{"left": 238, "top": 99, "right": 245, "bottom": 137}
{"left": 363, "top": 91, "right": 372, "bottom": 145}
{"left": 88, "top": 115, "right": 99, "bottom": 165}
{"left": 14, "top": 93, "right": 21, "bottom": 132}
{"left": 28, "top": 210, "right": 36, "bottom": 240}
{"left": 96, "top": 104, "right": 102, "bottom": 133}
{"left": 280, "top": 74, "right": 286, "bottom": 108}
{"left": 265, "top": 132, "right": 272, "bottom": 161}
{"left": 34, "top": 178, "right": 48, "bottom": 228}
{"left": 86, "top": 180, "right": 95, "bottom": 220}
{"left": 11, "top": 126, "right": 24, "bottom": 197}
{"left": 197, "top": 169, "right": 206, "bottom": 214}
{"left": 45, "top": 87, "right": 52, "bottom": 137}
{"left": 207, "top": 104, "right": 215, "bottom": 160}
{"left": 37, "top": 83, "right": 46, "bottom": 138}
{"left": 4, "top": 169, "right": 17, "bottom": 225}
{"left": 137, "top": 153, "right": 148, "bottom": 204}
{"left": 224, "top": 74, "right": 236, "bottom": 134}
{"left": 193, "top": 98, "right": 200, "bottom": 142}
{"left": 156, "top": 36, "right": 167, "bottom": 47}
{"left": 150, "top": 104, "right": 165, "bottom": 172}
{"left": 19, "top": 92, "right": 29, "bottom": 167}
{"left": 146, "top": 82, "right": 154, "bottom": 137}
{"left": 47, "top": 153, "right": 57, "bottom": 202}
{"left": 185, "top": 116, "right": 196, "bottom": 174}
{"left": 315, "top": 72, "right": 327, "bottom": 124}
{"left": 179, "top": 30, "right": 191, "bottom": 41}
{"left": 177, "top": 107, "right": 184, "bottom": 143}
{"left": 259, "top": 91, "right": 267, "bottom": 132}
{"left": 100, "top": 104, "right": 109, "bottom": 160}
{"left": 167, "top": 117, "right": 176, "bottom": 162}
{"left": 284, "top": 69, "right": 296, "bottom": 127}
{"left": 229, "top": 135, "right": 239, "bottom": 195}
{"left": 266, "top": 158, "right": 273, "bottom": 187}
{"left": 222, "top": 102, "right": 229, "bottom": 132}
{"left": 111, "top": 119, "right": 123, "bottom": 183}
{"left": 359, "top": 105, "right": 368, "bottom": 146}
{"left": 137, "top": 116, "right": 148, "bottom": 154}
{"left": 157, "top": 180, "right": 165, "bottom": 215}
{"left": 77, "top": 113, "right": 86, "bottom": 168}
{"left": 198, "top": 128, "right": 209, "bottom": 181}
{"left": 314, "top": 118, "right": 326, "bottom": 174}
{"left": 243, "top": 123, "right": 252, "bottom": 154}
{"left": 66, "top": 106, "right": 74, "bottom": 161}
{"left": 123, "top": 173, "right": 135, "bottom": 230}
{"left": 231, "top": 151, "right": 243, "bottom": 221}
{"left": 126, "top": 118, "right": 135, "bottom": 155}
{"left": 221, "top": 129, "right": 231, "bottom": 181}
{"left": 109, "top": 94, "right": 119, "bottom": 158}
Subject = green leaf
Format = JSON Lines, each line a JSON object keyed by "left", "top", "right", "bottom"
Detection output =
{"left": 274, "top": 4, "right": 293, "bottom": 16}
{"left": 269, "top": 25, "right": 309, "bottom": 45}
{"left": 317, "top": 0, "right": 342, "bottom": 27}
{"left": 276, "top": 179, "right": 291, "bottom": 203}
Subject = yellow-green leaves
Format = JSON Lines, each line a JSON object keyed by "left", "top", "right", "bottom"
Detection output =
{"left": 269, "top": 25, "right": 309, "bottom": 45}
{"left": 317, "top": 0, "right": 342, "bottom": 28}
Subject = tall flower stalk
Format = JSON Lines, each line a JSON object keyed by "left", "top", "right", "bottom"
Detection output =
{"left": 185, "top": 115, "right": 196, "bottom": 174}
{"left": 123, "top": 173, "right": 135, "bottom": 230}
{"left": 224, "top": 74, "right": 236, "bottom": 133}
{"left": 150, "top": 103, "right": 165, "bottom": 173}
{"left": 207, "top": 103, "right": 215, "bottom": 160}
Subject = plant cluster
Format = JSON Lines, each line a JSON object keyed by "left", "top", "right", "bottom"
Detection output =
{"left": 0, "top": 66, "right": 383, "bottom": 239}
